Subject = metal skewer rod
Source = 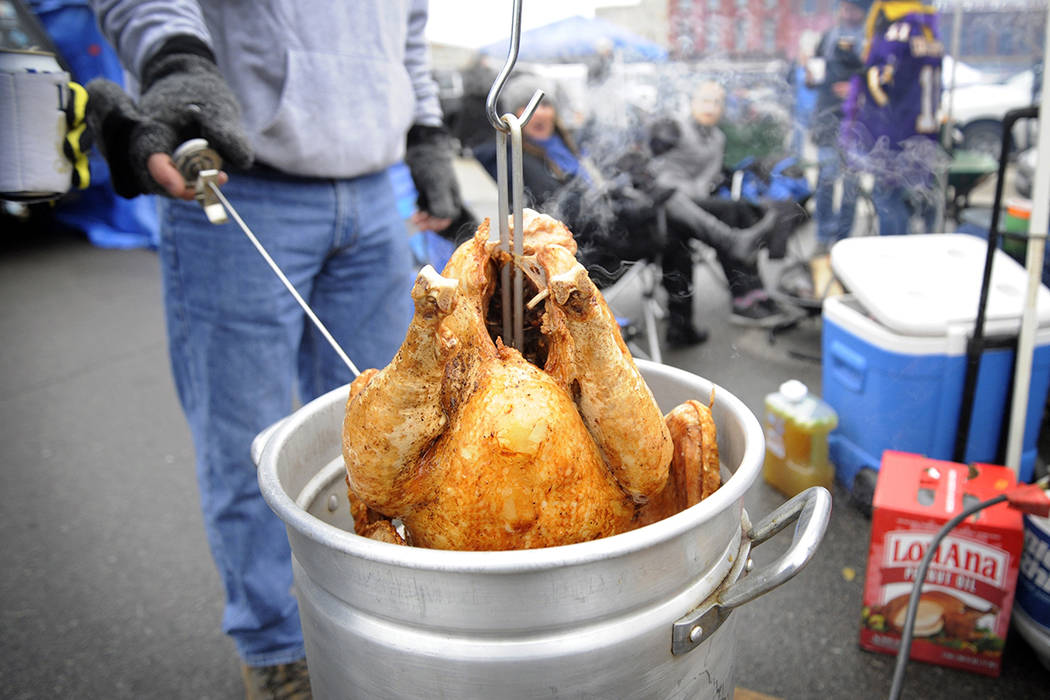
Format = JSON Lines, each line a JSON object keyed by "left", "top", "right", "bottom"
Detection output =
{"left": 496, "top": 127, "right": 512, "bottom": 343}
{"left": 485, "top": 0, "right": 544, "bottom": 349}
{"left": 207, "top": 181, "right": 361, "bottom": 377}
{"left": 494, "top": 99, "right": 542, "bottom": 349}
{"left": 507, "top": 113, "right": 526, "bottom": 351}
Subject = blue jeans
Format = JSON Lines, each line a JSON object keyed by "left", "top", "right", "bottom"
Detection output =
{"left": 814, "top": 145, "right": 860, "bottom": 247}
{"left": 871, "top": 182, "right": 937, "bottom": 236}
{"left": 871, "top": 185, "right": 910, "bottom": 236}
{"left": 158, "top": 167, "right": 415, "bottom": 666}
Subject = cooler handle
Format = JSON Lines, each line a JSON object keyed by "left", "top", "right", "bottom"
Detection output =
{"left": 829, "top": 339, "right": 867, "bottom": 393}
{"left": 671, "top": 486, "right": 832, "bottom": 655}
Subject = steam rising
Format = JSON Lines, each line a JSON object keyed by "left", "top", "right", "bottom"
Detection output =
{"left": 846, "top": 131, "right": 952, "bottom": 211}
{"left": 449, "top": 6, "right": 1043, "bottom": 266}
{"left": 518, "top": 55, "right": 797, "bottom": 286}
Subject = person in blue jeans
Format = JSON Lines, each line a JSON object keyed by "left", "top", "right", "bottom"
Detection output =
{"left": 809, "top": 0, "right": 868, "bottom": 252}
{"left": 84, "top": 1, "right": 462, "bottom": 697}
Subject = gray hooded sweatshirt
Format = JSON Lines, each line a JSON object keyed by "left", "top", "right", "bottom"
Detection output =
{"left": 653, "top": 118, "right": 726, "bottom": 202}
{"left": 91, "top": 0, "right": 443, "bottom": 179}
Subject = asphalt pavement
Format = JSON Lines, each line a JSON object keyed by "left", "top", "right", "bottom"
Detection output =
{"left": 2, "top": 163, "right": 1047, "bottom": 698}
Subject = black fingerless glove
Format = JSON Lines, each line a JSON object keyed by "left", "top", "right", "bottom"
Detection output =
{"left": 404, "top": 124, "right": 462, "bottom": 220}
{"left": 85, "top": 36, "right": 253, "bottom": 198}
{"left": 614, "top": 150, "right": 676, "bottom": 207}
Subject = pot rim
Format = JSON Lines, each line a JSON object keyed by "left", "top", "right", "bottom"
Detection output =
{"left": 258, "top": 359, "right": 764, "bottom": 574}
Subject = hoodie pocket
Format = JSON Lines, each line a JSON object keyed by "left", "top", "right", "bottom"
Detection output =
{"left": 255, "top": 49, "right": 414, "bottom": 177}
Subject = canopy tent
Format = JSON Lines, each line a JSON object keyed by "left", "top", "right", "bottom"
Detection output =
{"left": 479, "top": 15, "right": 667, "bottom": 63}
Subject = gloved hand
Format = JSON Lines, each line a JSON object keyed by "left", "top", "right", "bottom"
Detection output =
{"left": 614, "top": 150, "right": 676, "bottom": 207}
{"left": 648, "top": 118, "right": 681, "bottom": 157}
{"left": 404, "top": 124, "right": 462, "bottom": 225}
{"left": 85, "top": 36, "right": 252, "bottom": 199}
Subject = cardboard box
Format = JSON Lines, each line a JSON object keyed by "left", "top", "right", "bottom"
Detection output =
{"left": 860, "top": 451, "right": 1024, "bottom": 677}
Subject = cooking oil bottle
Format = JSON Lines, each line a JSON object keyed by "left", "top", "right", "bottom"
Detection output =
{"left": 763, "top": 380, "right": 838, "bottom": 497}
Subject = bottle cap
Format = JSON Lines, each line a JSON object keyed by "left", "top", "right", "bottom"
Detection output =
{"left": 780, "top": 379, "right": 808, "bottom": 402}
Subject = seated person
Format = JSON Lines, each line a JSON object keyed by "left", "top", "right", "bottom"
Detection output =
{"left": 649, "top": 80, "right": 802, "bottom": 317}
{"left": 475, "top": 77, "right": 783, "bottom": 348}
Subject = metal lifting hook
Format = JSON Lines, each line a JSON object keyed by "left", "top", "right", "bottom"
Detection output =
{"left": 484, "top": 0, "right": 544, "bottom": 134}
{"left": 485, "top": 0, "right": 544, "bottom": 350}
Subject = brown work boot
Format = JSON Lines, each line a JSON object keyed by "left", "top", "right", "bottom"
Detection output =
{"left": 242, "top": 658, "right": 312, "bottom": 700}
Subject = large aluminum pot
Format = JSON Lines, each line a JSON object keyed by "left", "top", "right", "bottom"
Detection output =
{"left": 256, "top": 360, "right": 831, "bottom": 699}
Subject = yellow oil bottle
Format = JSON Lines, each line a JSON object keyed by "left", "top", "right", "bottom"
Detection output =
{"left": 763, "top": 380, "right": 838, "bottom": 497}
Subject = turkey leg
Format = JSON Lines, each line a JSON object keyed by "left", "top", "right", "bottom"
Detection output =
{"left": 636, "top": 398, "right": 720, "bottom": 526}
{"left": 342, "top": 265, "right": 461, "bottom": 513}
{"left": 534, "top": 244, "right": 674, "bottom": 502}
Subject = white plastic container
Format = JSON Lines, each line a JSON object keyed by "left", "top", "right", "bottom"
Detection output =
{"left": 830, "top": 233, "right": 1050, "bottom": 338}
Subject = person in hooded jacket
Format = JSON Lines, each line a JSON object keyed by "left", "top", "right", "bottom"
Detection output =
{"left": 83, "top": 1, "right": 463, "bottom": 696}
{"left": 648, "top": 80, "right": 791, "bottom": 328}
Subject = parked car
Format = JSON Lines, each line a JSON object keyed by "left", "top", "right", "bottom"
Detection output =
{"left": 944, "top": 66, "right": 1038, "bottom": 160}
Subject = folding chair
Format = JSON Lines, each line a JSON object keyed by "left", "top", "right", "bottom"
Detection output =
{"left": 599, "top": 207, "right": 669, "bottom": 364}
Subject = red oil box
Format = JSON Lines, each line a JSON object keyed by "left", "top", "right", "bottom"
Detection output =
{"left": 860, "top": 450, "right": 1024, "bottom": 677}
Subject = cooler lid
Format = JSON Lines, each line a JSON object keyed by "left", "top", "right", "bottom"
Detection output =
{"left": 830, "top": 234, "right": 1050, "bottom": 336}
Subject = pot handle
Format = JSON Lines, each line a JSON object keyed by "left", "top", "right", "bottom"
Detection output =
{"left": 672, "top": 486, "right": 832, "bottom": 655}
{"left": 250, "top": 418, "right": 288, "bottom": 469}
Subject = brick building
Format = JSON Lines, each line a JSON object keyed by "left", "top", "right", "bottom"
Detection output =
{"left": 664, "top": 0, "right": 1046, "bottom": 69}
{"left": 667, "top": 0, "right": 839, "bottom": 60}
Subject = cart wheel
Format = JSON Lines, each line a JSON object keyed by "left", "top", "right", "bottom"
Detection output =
{"left": 849, "top": 467, "right": 878, "bottom": 517}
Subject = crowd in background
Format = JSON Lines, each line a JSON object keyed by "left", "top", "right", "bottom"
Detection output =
{"left": 439, "top": 0, "right": 950, "bottom": 347}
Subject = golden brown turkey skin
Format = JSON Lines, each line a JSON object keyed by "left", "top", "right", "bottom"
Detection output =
{"left": 403, "top": 344, "right": 633, "bottom": 550}
{"left": 342, "top": 270, "right": 466, "bottom": 514}
{"left": 637, "top": 399, "right": 720, "bottom": 527}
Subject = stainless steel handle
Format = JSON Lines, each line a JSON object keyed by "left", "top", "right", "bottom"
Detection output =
{"left": 672, "top": 486, "right": 832, "bottom": 655}
{"left": 250, "top": 418, "right": 288, "bottom": 469}
{"left": 720, "top": 485, "right": 832, "bottom": 608}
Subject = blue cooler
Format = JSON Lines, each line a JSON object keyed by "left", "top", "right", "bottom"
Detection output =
{"left": 822, "top": 234, "right": 1050, "bottom": 489}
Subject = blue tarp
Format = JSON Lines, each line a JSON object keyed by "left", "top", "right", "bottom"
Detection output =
{"left": 479, "top": 15, "right": 667, "bottom": 64}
